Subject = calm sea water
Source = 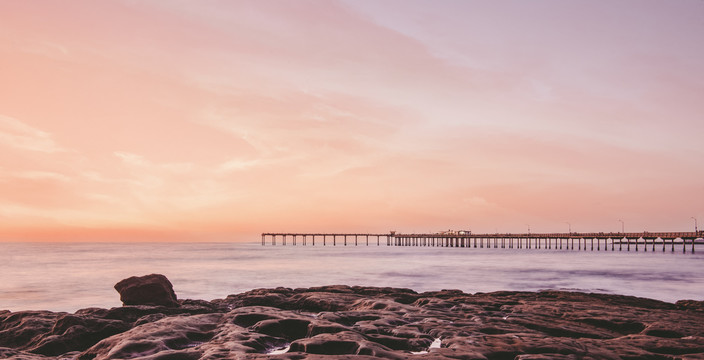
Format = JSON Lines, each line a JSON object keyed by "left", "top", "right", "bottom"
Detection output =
{"left": 1, "top": 241, "right": 702, "bottom": 313}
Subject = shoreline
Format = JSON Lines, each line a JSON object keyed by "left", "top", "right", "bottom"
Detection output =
{"left": 2, "top": 276, "right": 704, "bottom": 359}
{"left": 1, "top": 285, "right": 688, "bottom": 315}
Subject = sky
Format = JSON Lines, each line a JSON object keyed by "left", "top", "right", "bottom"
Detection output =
{"left": 1, "top": 1, "right": 703, "bottom": 241}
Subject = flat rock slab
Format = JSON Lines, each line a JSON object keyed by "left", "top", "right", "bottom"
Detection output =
{"left": 2, "top": 285, "right": 704, "bottom": 359}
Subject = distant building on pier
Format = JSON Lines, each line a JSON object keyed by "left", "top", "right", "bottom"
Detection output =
{"left": 439, "top": 229, "right": 472, "bottom": 235}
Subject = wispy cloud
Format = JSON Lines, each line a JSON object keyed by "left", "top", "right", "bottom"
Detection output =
{"left": 0, "top": 115, "right": 65, "bottom": 153}
{"left": 21, "top": 40, "right": 69, "bottom": 58}
{"left": 3, "top": 170, "right": 71, "bottom": 182}
{"left": 113, "top": 151, "right": 149, "bottom": 167}
{"left": 217, "top": 158, "right": 263, "bottom": 173}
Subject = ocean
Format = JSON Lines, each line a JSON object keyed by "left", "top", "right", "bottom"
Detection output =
{"left": 1, "top": 241, "right": 703, "bottom": 313}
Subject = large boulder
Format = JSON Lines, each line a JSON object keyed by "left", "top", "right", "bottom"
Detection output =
{"left": 114, "top": 274, "right": 179, "bottom": 307}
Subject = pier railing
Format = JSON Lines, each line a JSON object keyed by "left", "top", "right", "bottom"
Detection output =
{"left": 261, "top": 232, "right": 703, "bottom": 253}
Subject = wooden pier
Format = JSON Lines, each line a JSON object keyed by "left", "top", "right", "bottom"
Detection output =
{"left": 261, "top": 232, "right": 703, "bottom": 253}
{"left": 261, "top": 233, "right": 393, "bottom": 246}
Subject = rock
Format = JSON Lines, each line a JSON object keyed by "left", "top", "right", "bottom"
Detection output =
{"left": 0, "top": 311, "right": 61, "bottom": 350}
{"left": 288, "top": 331, "right": 405, "bottom": 359}
{"left": 114, "top": 274, "right": 179, "bottom": 307}
{"left": 0, "top": 311, "right": 131, "bottom": 357}
{"left": 3, "top": 282, "right": 704, "bottom": 359}
{"left": 251, "top": 318, "right": 312, "bottom": 340}
{"left": 0, "top": 347, "right": 55, "bottom": 360}
{"left": 677, "top": 299, "right": 704, "bottom": 312}
{"left": 29, "top": 313, "right": 130, "bottom": 356}
{"left": 77, "top": 313, "right": 224, "bottom": 360}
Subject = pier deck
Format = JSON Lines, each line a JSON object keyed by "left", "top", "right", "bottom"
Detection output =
{"left": 261, "top": 232, "right": 703, "bottom": 253}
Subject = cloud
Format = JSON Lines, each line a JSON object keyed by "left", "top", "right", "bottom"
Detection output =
{"left": 5, "top": 170, "right": 71, "bottom": 182}
{"left": 0, "top": 115, "right": 65, "bottom": 153}
{"left": 113, "top": 151, "right": 195, "bottom": 176}
{"left": 217, "top": 158, "right": 263, "bottom": 173}
{"left": 161, "top": 163, "right": 194, "bottom": 174}
{"left": 113, "top": 151, "right": 149, "bottom": 167}
{"left": 21, "top": 41, "right": 69, "bottom": 58}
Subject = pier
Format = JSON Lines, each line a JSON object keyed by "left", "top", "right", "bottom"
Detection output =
{"left": 261, "top": 233, "right": 393, "bottom": 247}
{"left": 261, "top": 232, "right": 703, "bottom": 253}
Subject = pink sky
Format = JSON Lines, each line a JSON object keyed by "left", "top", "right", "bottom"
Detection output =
{"left": 1, "top": 1, "right": 703, "bottom": 241}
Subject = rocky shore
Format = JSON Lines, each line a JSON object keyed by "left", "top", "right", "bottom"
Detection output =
{"left": 2, "top": 274, "right": 704, "bottom": 360}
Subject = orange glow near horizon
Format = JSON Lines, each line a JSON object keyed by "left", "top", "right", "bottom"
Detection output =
{"left": 1, "top": 1, "right": 703, "bottom": 241}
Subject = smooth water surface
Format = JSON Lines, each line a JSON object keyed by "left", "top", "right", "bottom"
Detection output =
{"left": 1, "top": 242, "right": 702, "bottom": 312}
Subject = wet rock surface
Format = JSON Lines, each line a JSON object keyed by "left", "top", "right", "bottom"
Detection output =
{"left": 2, "top": 277, "right": 704, "bottom": 359}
